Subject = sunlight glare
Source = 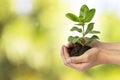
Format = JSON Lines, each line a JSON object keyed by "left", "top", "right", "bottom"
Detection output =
{"left": 15, "top": 0, "right": 33, "bottom": 15}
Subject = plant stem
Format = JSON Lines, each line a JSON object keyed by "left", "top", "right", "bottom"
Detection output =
{"left": 81, "top": 22, "right": 85, "bottom": 46}
{"left": 82, "top": 23, "right": 85, "bottom": 38}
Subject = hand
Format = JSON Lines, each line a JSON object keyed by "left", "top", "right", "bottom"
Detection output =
{"left": 60, "top": 40, "right": 108, "bottom": 71}
{"left": 61, "top": 39, "right": 120, "bottom": 71}
{"left": 61, "top": 45, "right": 100, "bottom": 71}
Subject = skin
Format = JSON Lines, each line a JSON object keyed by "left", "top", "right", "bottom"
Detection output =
{"left": 60, "top": 38, "right": 120, "bottom": 71}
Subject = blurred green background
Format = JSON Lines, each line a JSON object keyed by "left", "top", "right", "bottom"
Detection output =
{"left": 1, "top": 0, "right": 120, "bottom": 80}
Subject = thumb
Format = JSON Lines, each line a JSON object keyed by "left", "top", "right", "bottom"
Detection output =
{"left": 84, "top": 37, "right": 99, "bottom": 47}
{"left": 70, "top": 48, "right": 99, "bottom": 64}
{"left": 70, "top": 55, "right": 87, "bottom": 64}
{"left": 84, "top": 37, "right": 89, "bottom": 42}
{"left": 84, "top": 37, "right": 93, "bottom": 47}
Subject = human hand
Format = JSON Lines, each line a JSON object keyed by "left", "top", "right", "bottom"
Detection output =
{"left": 61, "top": 45, "right": 100, "bottom": 71}
{"left": 61, "top": 40, "right": 108, "bottom": 71}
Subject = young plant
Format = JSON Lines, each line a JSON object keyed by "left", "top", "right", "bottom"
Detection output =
{"left": 66, "top": 4, "right": 100, "bottom": 46}
{"left": 66, "top": 4, "right": 100, "bottom": 56}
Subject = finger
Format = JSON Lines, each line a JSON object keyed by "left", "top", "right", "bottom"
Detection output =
{"left": 63, "top": 46, "right": 72, "bottom": 64}
{"left": 61, "top": 45, "right": 72, "bottom": 66}
{"left": 63, "top": 46, "right": 70, "bottom": 59}
{"left": 84, "top": 47, "right": 99, "bottom": 56}
{"left": 69, "top": 62, "right": 90, "bottom": 72}
{"left": 84, "top": 37, "right": 93, "bottom": 47}
{"left": 71, "top": 48, "right": 99, "bottom": 64}
{"left": 66, "top": 42, "right": 73, "bottom": 48}
{"left": 84, "top": 37, "right": 100, "bottom": 47}
{"left": 70, "top": 55, "right": 87, "bottom": 64}
{"left": 84, "top": 37, "right": 89, "bottom": 42}
{"left": 83, "top": 48, "right": 99, "bottom": 63}
{"left": 60, "top": 45, "right": 66, "bottom": 62}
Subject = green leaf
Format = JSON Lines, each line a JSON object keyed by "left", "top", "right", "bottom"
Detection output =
{"left": 66, "top": 13, "right": 80, "bottom": 22}
{"left": 72, "top": 36, "right": 79, "bottom": 43}
{"left": 85, "top": 23, "right": 94, "bottom": 35}
{"left": 89, "top": 31, "right": 100, "bottom": 34}
{"left": 68, "top": 36, "right": 74, "bottom": 42}
{"left": 79, "top": 5, "right": 89, "bottom": 20}
{"left": 75, "top": 22, "right": 84, "bottom": 26}
{"left": 85, "top": 9, "right": 96, "bottom": 22}
{"left": 85, "top": 35, "right": 99, "bottom": 44}
{"left": 68, "top": 36, "right": 82, "bottom": 44}
{"left": 70, "top": 26, "right": 82, "bottom": 33}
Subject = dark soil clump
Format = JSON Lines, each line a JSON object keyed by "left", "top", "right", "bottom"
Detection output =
{"left": 68, "top": 43, "right": 91, "bottom": 57}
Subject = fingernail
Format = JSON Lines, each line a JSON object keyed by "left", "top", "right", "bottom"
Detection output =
{"left": 66, "top": 58, "right": 71, "bottom": 63}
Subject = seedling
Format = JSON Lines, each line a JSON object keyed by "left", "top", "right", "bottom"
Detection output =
{"left": 66, "top": 4, "right": 100, "bottom": 56}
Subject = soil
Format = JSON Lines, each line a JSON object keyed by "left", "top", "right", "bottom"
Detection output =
{"left": 68, "top": 43, "right": 91, "bottom": 57}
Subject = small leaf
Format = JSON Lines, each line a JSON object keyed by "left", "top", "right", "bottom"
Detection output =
{"left": 85, "top": 35, "right": 99, "bottom": 44}
{"left": 79, "top": 5, "right": 89, "bottom": 20}
{"left": 68, "top": 36, "right": 81, "bottom": 44}
{"left": 85, "top": 9, "right": 96, "bottom": 22}
{"left": 89, "top": 31, "right": 100, "bottom": 34}
{"left": 75, "top": 22, "right": 84, "bottom": 26}
{"left": 70, "top": 26, "right": 82, "bottom": 33}
{"left": 85, "top": 23, "right": 94, "bottom": 35}
{"left": 66, "top": 13, "right": 80, "bottom": 22}
{"left": 72, "top": 36, "right": 80, "bottom": 43}
{"left": 68, "top": 36, "right": 74, "bottom": 42}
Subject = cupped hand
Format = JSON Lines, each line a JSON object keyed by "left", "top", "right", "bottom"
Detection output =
{"left": 61, "top": 43, "right": 100, "bottom": 71}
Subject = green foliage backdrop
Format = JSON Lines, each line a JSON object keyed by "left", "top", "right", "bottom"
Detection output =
{"left": 1, "top": 0, "right": 120, "bottom": 80}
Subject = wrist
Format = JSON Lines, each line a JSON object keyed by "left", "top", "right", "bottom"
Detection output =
{"left": 98, "top": 49, "right": 120, "bottom": 65}
{"left": 97, "top": 49, "right": 109, "bottom": 64}
{"left": 106, "top": 49, "right": 120, "bottom": 65}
